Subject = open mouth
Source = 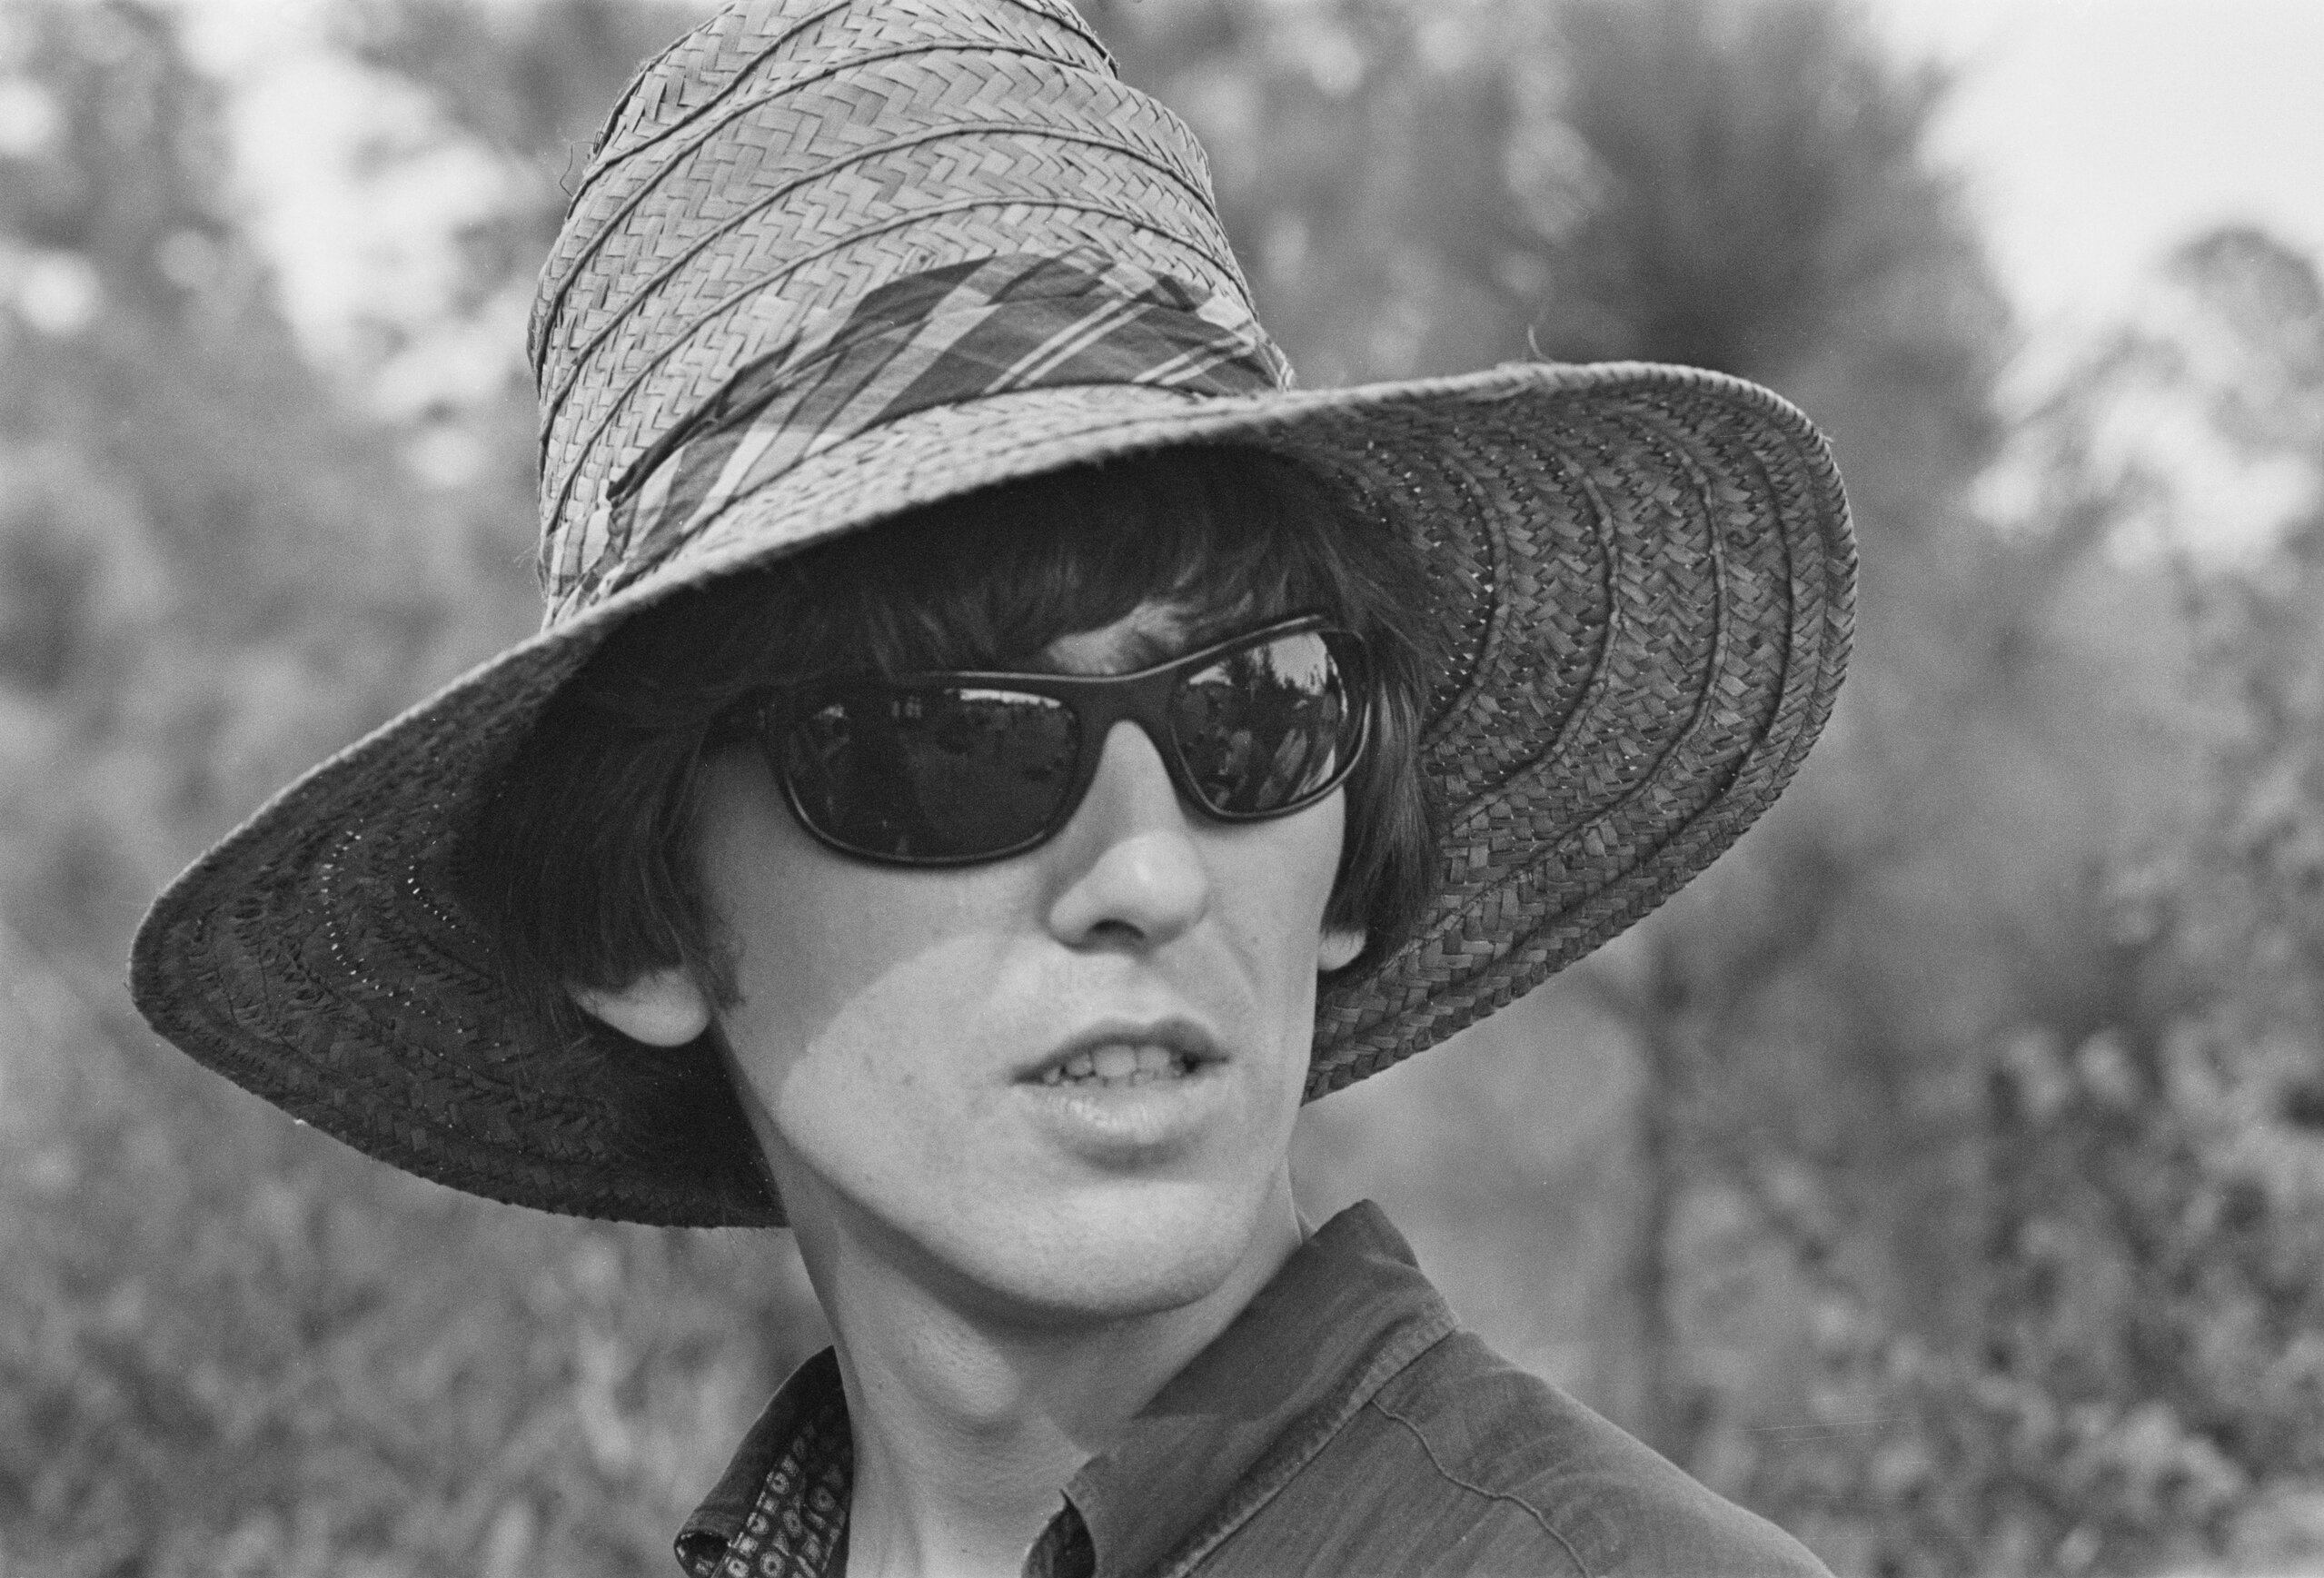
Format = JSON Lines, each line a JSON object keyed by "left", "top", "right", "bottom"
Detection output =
{"left": 1032, "top": 1044, "right": 1205, "bottom": 1089}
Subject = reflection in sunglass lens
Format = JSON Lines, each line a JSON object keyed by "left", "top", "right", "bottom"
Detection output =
{"left": 1171, "top": 631, "right": 1352, "bottom": 816}
{"left": 781, "top": 688, "right": 1079, "bottom": 859}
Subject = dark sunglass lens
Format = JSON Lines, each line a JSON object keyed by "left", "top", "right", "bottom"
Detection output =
{"left": 1170, "top": 631, "right": 1357, "bottom": 816}
{"left": 781, "top": 687, "right": 1078, "bottom": 859}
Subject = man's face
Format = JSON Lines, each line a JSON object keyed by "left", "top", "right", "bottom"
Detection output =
{"left": 699, "top": 602, "right": 1350, "bottom": 1327}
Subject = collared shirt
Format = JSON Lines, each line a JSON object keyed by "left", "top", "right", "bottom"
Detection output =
{"left": 678, "top": 1203, "right": 1832, "bottom": 1578}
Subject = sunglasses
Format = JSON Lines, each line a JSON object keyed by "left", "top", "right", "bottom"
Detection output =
{"left": 716, "top": 613, "right": 1372, "bottom": 866}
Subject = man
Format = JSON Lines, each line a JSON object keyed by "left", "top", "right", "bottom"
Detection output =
{"left": 132, "top": 2, "right": 1855, "bottom": 1574}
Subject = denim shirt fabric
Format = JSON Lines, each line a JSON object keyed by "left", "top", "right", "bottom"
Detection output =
{"left": 676, "top": 1203, "right": 1832, "bottom": 1578}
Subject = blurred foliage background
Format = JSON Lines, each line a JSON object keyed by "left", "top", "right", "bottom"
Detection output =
{"left": 2, "top": 0, "right": 2320, "bottom": 1573}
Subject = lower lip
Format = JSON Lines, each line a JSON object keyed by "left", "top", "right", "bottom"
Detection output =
{"left": 1013, "top": 1052, "right": 1230, "bottom": 1162}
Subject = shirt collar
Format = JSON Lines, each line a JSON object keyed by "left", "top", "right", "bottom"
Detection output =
{"left": 1064, "top": 1201, "right": 1455, "bottom": 1575}
{"left": 676, "top": 1201, "right": 1454, "bottom": 1578}
{"left": 674, "top": 1349, "right": 852, "bottom": 1578}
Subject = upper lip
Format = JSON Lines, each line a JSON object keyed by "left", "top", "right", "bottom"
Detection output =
{"left": 1018, "top": 1017, "right": 1225, "bottom": 1082}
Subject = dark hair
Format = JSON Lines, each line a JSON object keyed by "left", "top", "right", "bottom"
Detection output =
{"left": 462, "top": 446, "right": 1440, "bottom": 1051}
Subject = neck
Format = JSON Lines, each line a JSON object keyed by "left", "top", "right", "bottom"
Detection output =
{"left": 793, "top": 1186, "right": 1303, "bottom": 1578}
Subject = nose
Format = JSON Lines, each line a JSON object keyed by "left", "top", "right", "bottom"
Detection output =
{"left": 1044, "top": 720, "right": 1212, "bottom": 951}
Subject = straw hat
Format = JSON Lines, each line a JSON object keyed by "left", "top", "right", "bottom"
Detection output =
{"left": 130, "top": 0, "right": 1854, "bottom": 1226}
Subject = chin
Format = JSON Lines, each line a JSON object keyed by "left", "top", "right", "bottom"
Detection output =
{"left": 944, "top": 1176, "right": 1285, "bottom": 1328}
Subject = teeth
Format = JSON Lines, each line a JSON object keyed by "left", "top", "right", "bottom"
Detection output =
{"left": 1037, "top": 1046, "right": 1197, "bottom": 1087}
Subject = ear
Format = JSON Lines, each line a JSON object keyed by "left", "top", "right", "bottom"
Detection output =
{"left": 1316, "top": 927, "right": 1366, "bottom": 974}
{"left": 569, "top": 968, "right": 713, "bottom": 1047}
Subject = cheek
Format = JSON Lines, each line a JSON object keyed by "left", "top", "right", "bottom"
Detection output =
{"left": 1217, "top": 792, "right": 1346, "bottom": 1062}
{"left": 691, "top": 757, "right": 1017, "bottom": 1117}
{"left": 1253, "top": 791, "right": 1344, "bottom": 959}
{"left": 736, "top": 933, "right": 1006, "bottom": 1196}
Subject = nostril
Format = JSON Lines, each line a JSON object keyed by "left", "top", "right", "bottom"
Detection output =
{"left": 1047, "top": 829, "right": 1214, "bottom": 952}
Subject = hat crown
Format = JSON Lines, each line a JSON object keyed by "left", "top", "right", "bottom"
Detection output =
{"left": 529, "top": 0, "right": 1286, "bottom": 620}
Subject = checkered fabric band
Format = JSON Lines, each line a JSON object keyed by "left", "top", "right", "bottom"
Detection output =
{"left": 568, "top": 247, "right": 1293, "bottom": 613}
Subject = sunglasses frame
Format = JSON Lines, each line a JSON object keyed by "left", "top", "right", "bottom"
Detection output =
{"left": 719, "top": 612, "right": 1374, "bottom": 868}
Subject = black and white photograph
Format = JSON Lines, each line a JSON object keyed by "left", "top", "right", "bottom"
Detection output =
{"left": 1, "top": 1, "right": 2319, "bottom": 1573}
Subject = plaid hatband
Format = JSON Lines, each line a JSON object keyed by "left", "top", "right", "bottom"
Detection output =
{"left": 556, "top": 248, "right": 1292, "bottom": 620}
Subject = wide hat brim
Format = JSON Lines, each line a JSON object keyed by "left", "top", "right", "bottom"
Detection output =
{"left": 130, "top": 359, "right": 1852, "bottom": 1226}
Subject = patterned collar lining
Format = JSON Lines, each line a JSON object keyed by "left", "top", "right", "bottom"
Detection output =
{"left": 693, "top": 1381, "right": 853, "bottom": 1578}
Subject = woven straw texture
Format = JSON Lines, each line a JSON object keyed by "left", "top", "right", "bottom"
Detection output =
{"left": 130, "top": 0, "right": 1855, "bottom": 1226}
